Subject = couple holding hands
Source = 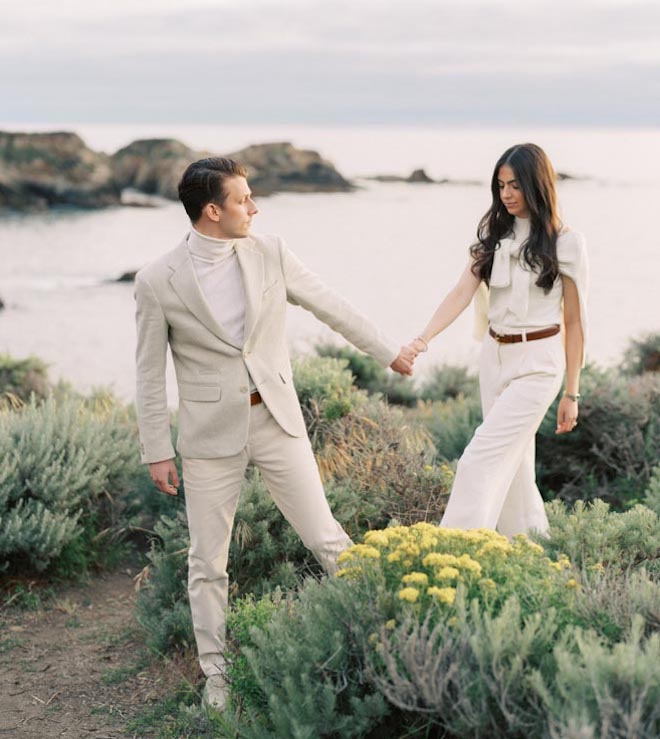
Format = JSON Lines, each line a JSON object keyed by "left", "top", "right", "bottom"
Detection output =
{"left": 134, "top": 142, "right": 588, "bottom": 707}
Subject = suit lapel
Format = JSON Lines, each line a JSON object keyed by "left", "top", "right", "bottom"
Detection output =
{"left": 236, "top": 239, "right": 264, "bottom": 343}
{"left": 168, "top": 239, "right": 242, "bottom": 349}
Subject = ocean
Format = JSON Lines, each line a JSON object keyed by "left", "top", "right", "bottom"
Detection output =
{"left": 0, "top": 123, "right": 658, "bottom": 400}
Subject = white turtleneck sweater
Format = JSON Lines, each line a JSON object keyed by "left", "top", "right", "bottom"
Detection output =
{"left": 187, "top": 227, "right": 256, "bottom": 390}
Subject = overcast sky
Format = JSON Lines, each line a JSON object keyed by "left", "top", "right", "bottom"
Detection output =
{"left": 1, "top": 0, "right": 659, "bottom": 126}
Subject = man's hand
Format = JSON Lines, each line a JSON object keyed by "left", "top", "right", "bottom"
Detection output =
{"left": 390, "top": 345, "right": 418, "bottom": 376}
{"left": 149, "top": 459, "right": 180, "bottom": 496}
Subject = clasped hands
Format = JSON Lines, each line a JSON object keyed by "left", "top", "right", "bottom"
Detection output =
{"left": 389, "top": 337, "right": 428, "bottom": 376}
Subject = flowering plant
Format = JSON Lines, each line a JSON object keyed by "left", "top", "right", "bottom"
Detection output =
{"left": 337, "top": 522, "right": 575, "bottom": 620}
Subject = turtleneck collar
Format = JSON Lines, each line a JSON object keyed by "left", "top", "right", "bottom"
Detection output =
{"left": 187, "top": 226, "right": 237, "bottom": 262}
{"left": 513, "top": 216, "right": 531, "bottom": 240}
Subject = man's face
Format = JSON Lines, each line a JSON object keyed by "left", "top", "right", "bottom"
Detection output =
{"left": 210, "top": 176, "right": 258, "bottom": 239}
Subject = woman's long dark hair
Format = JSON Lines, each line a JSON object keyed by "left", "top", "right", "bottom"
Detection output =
{"left": 470, "top": 143, "right": 561, "bottom": 291}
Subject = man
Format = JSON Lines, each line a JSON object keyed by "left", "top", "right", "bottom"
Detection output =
{"left": 134, "top": 157, "right": 416, "bottom": 710}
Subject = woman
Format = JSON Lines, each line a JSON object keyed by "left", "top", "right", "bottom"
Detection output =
{"left": 410, "top": 143, "right": 588, "bottom": 537}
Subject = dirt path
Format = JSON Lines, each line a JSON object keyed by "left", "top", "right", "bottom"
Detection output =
{"left": 0, "top": 568, "right": 190, "bottom": 738}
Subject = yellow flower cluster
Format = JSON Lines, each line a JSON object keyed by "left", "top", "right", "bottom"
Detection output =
{"left": 427, "top": 586, "right": 456, "bottom": 605}
{"left": 334, "top": 521, "right": 574, "bottom": 613}
{"left": 398, "top": 587, "right": 420, "bottom": 603}
{"left": 402, "top": 572, "right": 429, "bottom": 586}
{"left": 337, "top": 543, "right": 381, "bottom": 565}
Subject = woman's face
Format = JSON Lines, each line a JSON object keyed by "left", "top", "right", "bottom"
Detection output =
{"left": 497, "top": 164, "right": 530, "bottom": 218}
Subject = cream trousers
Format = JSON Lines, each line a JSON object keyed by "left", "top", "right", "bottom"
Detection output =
{"left": 441, "top": 331, "right": 565, "bottom": 537}
{"left": 182, "top": 400, "right": 351, "bottom": 677}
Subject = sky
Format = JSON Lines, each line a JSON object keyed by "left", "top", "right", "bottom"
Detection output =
{"left": 1, "top": 0, "right": 659, "bottom": 126}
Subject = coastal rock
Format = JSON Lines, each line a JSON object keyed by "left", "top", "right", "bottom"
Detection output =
{"left": 111, "top": 139, "right": 198, "bottom": 200}
{"left": 228, "top": 142, "right": 352, "bottom": 194}
{"left": 0, "top": 131, "right": 120, "bottom": 211}
{"left": 115, "top": 271, "right": 137, "bottom": 283}
{"left": 365, "top": 169, "right": 480, "bottom": 186}
{"left": 111, "top": 139, "right": 352, "bottom": 199}
{"left": 0, "top": 133, "right": 353, "bottom": 211}
{"left": 406, "top": 168, "right": 434, "bottom": 183}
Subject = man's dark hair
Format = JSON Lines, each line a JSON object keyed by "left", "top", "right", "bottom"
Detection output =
{"left": 178, "top": 157, "right": 248, "bottom": 222}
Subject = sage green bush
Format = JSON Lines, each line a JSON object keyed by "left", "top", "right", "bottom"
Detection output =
{"left": 315, "top": 344, "right": 419, "bottom": 406}
{"left": 0, "top": 353, "right": 50, "bottom": 402}
{"left": 536, "top": 368, "right": 660, "bottom": 509}
{"left": 541, "top": 499, "right": 660, "bottom": 575}
{"left": 645, "top": 465, "right": 660, "bottom": 516}
{"left": 224, "top": 515, "right": 659, "bottom": 738}
{"left": 540, "top": 619, "right": 660, "bottom": 739}
{"left": 0, "top": 395, "right": 145, "bottom": 574}
{"left": 134, "top": 511, "right": 195, "bottom": 656}
{"left": 418, "top": 363, "right": 479, "bottom": 402}
{"left": 416, "top": 393, "right": 482, "bottom": 463}
{"left": 620, "top": 331, "right": 660, "bottom": 376}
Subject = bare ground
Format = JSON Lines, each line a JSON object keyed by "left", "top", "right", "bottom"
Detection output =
{"left": 0, "top": 568, "right": 198, "bottom": 739}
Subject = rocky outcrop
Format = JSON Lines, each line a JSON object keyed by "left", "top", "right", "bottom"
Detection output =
{"left": 115, "top": 271, "right": 137, "bottom": 283}
{"left": 406, "top": 168, "right": 434, "bottom": 183}
{"left": 0, "top": 132, "right": 353, "bottom": 212}
{"left": 366, "top": 169, "right": 480, "bottom": 186}
{"left": 228, "top": 142, "right": 352, "bottom": 195}
{"left": 0, "top": 131, "right": 120, "bottom": 211}
{"left": 111, "top": 139, "right": 198, "bottom": 200}
{"left": 111, "top": 139, "right": 352, "bottom": 199}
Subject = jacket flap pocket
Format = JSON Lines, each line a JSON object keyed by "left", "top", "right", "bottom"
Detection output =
{"left": 179, "top": 382, "right": 221, "bottom": 402}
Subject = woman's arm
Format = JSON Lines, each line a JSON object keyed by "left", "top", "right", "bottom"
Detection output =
{"left": 410, "top": 262, "right": 482, "bottom": 353}
{"left": 556, "top": 275, "right": 584, "bottom": 435}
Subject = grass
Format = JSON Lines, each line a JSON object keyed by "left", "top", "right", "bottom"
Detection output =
{"left": 101, "top": 662, "right": 144, "bottom": 686}
{"left": 126, "top": 682, "right": 227, "bottom": 738}
{"left": 0, "top": 634, "right": 25, "bottom": 654}
{"left": 1, "top": 583, "right": 56, "bottom": 611}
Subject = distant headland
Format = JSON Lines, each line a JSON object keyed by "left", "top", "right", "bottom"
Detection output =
{"left": 0, "top": 131, "right": 353, "bottom": 212}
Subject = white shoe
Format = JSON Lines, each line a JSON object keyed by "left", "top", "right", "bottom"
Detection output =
{"left": 202, "top": 674, "right": 228, "bottom": 711}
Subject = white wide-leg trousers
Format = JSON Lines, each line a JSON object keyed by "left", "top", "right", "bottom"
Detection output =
{"left": 440, "top": 331, "right": 565, "bottom": 537}
{"left": 182, "top": 401, "right": 351, "bottom": 677}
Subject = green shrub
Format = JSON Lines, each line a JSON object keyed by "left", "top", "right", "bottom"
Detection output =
{"left": 226, "top": 519, "right": 659, "bottom": 738}
{"left": 292, "top": 355, "right": 361, "bottom": 429}
{"left": 416, "top": 393, "right": 483, "bottom": 462}
{"left": 373, "top": 598, "right": 563, "bottom": 739}
{"left": 235, "top": 577, "right": 390, "bottom": 739}
{"left": 224, "top": 591, "right": 285, "bottom": 713}
{"left": 541, "top": 499, "right": 660, "bottom": 575}
{"left": 134, "top": 512, "right": 195, "bottom": 656}
{"left": 316, "top": 344, "right": 419, "bottom": 406}
{"left": 418, "top": 363, "right": 479, "bottom": 403}
{"left": 620, "top": 331, "right": 660, "bottom": 376}
{"left": 536, "top": 367, "right": 660, "bottom": 509}
{"left": 644, "top": 465, "right": 660, "bottom": 516}
{"left": 0, "top": 395, "right": 145, "bottom": 574}
{"left": 0, "top": 353, "right": 50, "bottom": 403}
{"left": 538, "top": 619, "right": 660, "bottom": 739}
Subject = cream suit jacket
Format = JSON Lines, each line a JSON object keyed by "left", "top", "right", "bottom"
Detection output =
{"left": 135, "top": 232, "right": 399, "bottom": 463}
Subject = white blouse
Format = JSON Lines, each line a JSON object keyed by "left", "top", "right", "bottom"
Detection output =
{"left": 473, "top": 217, "right": 589, "bottom": 364}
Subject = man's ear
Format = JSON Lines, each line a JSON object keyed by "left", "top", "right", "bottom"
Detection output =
{"left": 204, "top": 202, "right": 222, "bottom": 222}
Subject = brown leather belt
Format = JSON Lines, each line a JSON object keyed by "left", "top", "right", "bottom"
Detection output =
{"left": 489, "top": 325, "right": 560, "bottom": 344}
{"left": 250, "top": 390, "right": 262, "bottom": 406}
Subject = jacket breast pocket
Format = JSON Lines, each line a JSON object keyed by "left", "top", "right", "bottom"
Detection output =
{"left": 178, "top": 382, "right": 221, "bottom": 402}
{"left": 263, "top": 279, "right": 279, "bottom": 296}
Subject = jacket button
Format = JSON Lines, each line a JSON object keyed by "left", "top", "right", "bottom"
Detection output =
{"left": 240, "top": 385, "right": 248, "bottom": 393}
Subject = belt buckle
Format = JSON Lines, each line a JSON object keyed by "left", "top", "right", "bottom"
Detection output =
{"left": 494, "top": 331, "right": 505, "bottom": 342}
